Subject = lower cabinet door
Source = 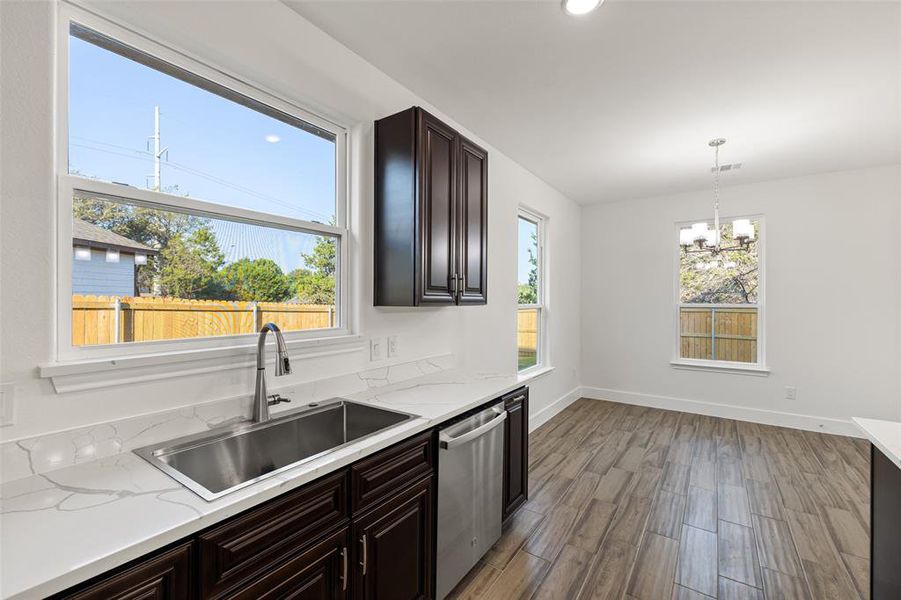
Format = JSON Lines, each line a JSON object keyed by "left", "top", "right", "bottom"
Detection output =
{"left": 872, "top": 444, "right": 901, "bottom": 599}
{"left": 502, "top": 388, "right": 529, "bottom": 520}
{"left": 226, "top": 527, "right": 350, "bottom": 600}
{"left": 58, "top": 542, "right": 193, "bottom": 600}
{"left": 352, "top": 476, "right": 434, "bottom": 600}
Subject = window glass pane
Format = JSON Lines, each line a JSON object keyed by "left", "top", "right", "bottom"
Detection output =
{"left": 517, "top": 217, "right": 539, "bottom": 304}
{"left": 71, "top": 194, "right": 337, "bottom": 346}
{"left": 679, "top": 307, "right": 758, "bottom": 363}
{"left": 518, "top": 308, "right": 539, "bottom": 371}
{"left": 518, "top": 215, "right": 540, "bottom": 371}
{"left": 68, "top": 27, "right": 336, "bottom": 224}
{"left": 678, "top": 218, "right": 760, "bottom": 363}
{"left": 679, "top": 220, "right": 759, "bottom": 303}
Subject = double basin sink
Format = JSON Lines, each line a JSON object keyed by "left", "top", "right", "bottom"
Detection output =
{"left": 136, "top": 399, "right": 417, "bottom": 501}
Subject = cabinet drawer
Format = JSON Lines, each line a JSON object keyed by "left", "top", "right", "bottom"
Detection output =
{"left": 223, "top": 527, "right": 350, "bottom": 600}
{"left": 58, "top": 542, "right": 192, "bottom": 600}
{"left": 351, "top": 431, "right": 434, "bottom": 515}
{"left": 199, "top": 470, "right": 349, "bottom": 599}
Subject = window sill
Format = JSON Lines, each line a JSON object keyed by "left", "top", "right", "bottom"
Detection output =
{"left": 518, "top": 365, "right": 555, "bottom": 383}
{"left": 670, "top": 359, "right": 770, "bottom": 377}
{"left": 39, "top": 334, "right": 366, "bottom": 393}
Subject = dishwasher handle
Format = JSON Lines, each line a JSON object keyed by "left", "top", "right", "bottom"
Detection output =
{"left": 439, "top": 409, "right": 506, "bottom": 449}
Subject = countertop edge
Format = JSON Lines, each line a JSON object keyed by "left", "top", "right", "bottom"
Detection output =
{"left": 852, "top": 416, "right": 901, "bottom": 470}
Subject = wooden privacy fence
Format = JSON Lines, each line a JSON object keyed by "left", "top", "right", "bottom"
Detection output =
{"left": 517, "top": 307, "right": 538, "bottom": 361}
{"left": 680, "top": 306, "right": 757, "bottom": 363}
{"left": 72, "top": 295, "right": 335, "bottom": 346}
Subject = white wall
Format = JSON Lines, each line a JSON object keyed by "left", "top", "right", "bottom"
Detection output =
{"left": 458, "top": 154, "right": 583, "bottom": 421}
{"left": 0, "top": 0, "right": 582, "bottom": 440}
{"left": 581, "top": 165, "right": 901, "bottom": 433}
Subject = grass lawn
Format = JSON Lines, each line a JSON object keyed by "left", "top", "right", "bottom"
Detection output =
{"left": 518, "top": 350, "right": 537, "bottom": 371}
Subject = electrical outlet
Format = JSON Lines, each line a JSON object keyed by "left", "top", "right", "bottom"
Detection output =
{"left": 387, "top": 335, "right": 398, "bottom": 358}
{"left": 785, "top": 386, "right": 797, "bottom": 401}
{"left": 0, "top": 383, "right": 16, "bottom": 426}
{"left": 370, "top": 337, "right": 385, "bottom": 362}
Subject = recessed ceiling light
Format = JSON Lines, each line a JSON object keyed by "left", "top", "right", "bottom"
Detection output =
{"left": 265, "top": 134, "right": 281, "bottom": 143}
{"left": 562, "top": 0, "right": 602, "bottom": 16}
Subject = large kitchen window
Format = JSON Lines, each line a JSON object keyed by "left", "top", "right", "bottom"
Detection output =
{"left": 518, "top": 210, "right": 545, "bottom": 372}
{"left": 675, "top": 217, "right": 765, "bottom": 370}
{"left": 58, "top": 13, "right": 348, "bottom": 359}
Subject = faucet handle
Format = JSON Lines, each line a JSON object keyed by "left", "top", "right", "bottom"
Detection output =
{"left": 267, "top": 394, "right": 291, "bottom": 406}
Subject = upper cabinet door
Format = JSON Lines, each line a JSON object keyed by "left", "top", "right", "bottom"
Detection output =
{"left": 457, "top": 137, "right": 488, "bottom": 304}
{"left": 418, "top": 111, "right": 458, "bottom": 304}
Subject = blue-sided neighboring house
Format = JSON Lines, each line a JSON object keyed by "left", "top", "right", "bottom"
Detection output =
{"left": 72, "top": 219, "right": 159, "bottom": 296}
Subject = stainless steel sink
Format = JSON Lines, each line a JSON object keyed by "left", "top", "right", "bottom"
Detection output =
{"left": 135, "top": 399, "right": 417, "bottom": 501}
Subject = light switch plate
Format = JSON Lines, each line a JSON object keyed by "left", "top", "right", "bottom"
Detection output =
{"left": 387, "top": 335, "right": 398, "bottom": 358}
{"left": 370, "top": 337, "right": 385, "bottom": 362}
{"left": 0, "top": 383, "right": 16, "bottom": 426}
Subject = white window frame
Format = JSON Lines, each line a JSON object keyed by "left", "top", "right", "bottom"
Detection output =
{"left": 53, "top": 4, "right": 353, "bottom": 364}
{"left": 517, "top": 207, "right": 548, "bottom": 374}
{"left": 671, "top": 214, "right": 768, "bottom": 375}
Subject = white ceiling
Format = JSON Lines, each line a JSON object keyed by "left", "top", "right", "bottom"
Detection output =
{"left": 287, "top": 1, "right": 901, "bottom": 204}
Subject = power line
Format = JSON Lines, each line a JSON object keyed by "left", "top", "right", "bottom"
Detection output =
{"left": 71, "top": 137, "right": 333, "bottom": 222}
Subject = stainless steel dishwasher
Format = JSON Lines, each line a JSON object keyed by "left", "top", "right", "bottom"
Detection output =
{"left": 436, "top": 401, "right": 507, "bottom": 599}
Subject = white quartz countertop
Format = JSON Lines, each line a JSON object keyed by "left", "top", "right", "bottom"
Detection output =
{"left": 0, "top": 369, "right": 530, "bottom": 599}
{"left": 853, "top": 416, "right": 901, "bottom": 469}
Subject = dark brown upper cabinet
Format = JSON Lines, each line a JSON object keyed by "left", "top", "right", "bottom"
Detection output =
{"left": 374, "top": 106, "right": 487, "bottom": 306}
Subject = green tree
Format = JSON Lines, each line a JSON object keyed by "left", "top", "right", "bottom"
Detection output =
{"left": 73, "top": 194, "right": 199, "bottom": 250}
{"left": 680, "top": 222, "right": 759, "bottom": 303}
{"left": 158, "top": 226, "right": 227, "bottom": 299}
{"left": 74, "top": 194, "right": 204, "bottom": 294}
{"left": 291, "top": 235, "right": 337, "bottom": 304}
{"left": 222, "top": 258, "right": 292, "bottom": 302}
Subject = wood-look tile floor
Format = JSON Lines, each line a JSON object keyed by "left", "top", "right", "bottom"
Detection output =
{"left": 447, "top": 399, "right": 871, "bottom": 600}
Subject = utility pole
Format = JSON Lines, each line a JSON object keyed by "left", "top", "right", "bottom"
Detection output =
{"left": 147, "top": 106, "right": 168, "bottom": 191}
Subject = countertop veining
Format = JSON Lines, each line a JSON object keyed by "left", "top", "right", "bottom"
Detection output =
{"left": 0, "top": 368, "right": 529, "bottom": 600}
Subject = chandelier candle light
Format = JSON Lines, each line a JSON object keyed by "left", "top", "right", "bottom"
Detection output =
{"left": 680, "top": 138, "right": 756, "bottom": 255}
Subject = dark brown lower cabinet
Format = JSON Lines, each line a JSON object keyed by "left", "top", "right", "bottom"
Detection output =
{"left": 226, "top": 527, "right": 350, "bottom": 600}
{"left": 352, "top": 476, "right": 434, "bottom": 600}
{"left": 198, "top": 471, "right": 349, "bottom": 599}
{"left": 57, "top": 542, "right": 192, "bottom": 600}
{"left": 502, "top": 387, "right": 529, "bottom": 520}
{"left": 872, "top": 444, "right": 901, "bottom": 599}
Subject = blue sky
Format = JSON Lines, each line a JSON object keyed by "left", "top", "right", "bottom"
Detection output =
{"left": 68, "top": 34, "right": 336, "bottom": 272}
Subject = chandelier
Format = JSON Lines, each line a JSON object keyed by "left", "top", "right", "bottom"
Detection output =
{"left": 680, "top": 138, "right": 755, "bottom": 255}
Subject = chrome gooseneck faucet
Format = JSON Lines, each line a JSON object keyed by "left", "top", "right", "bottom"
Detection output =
{"left": 252, "top": 323, "right": 292, "bottom": 423}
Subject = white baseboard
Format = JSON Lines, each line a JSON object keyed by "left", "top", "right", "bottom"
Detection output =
{"left": 529, "top": 386, "right": 582, "bottom": 433}
{"left": 580, "top": 386, "right": 863, "bottom": 438}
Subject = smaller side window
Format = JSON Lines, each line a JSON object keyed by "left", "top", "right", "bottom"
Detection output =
{"left": 517, "top": 210, "right": 545, "bottom": 372}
